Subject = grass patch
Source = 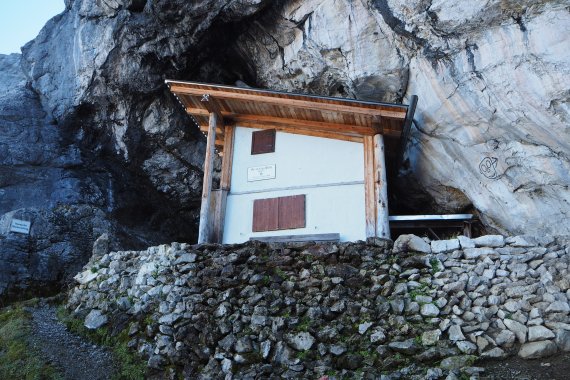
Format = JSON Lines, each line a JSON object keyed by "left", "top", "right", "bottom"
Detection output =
{"left": 295, "top": 317, "right": 311, "bottom": 332}
{"left": 0, "top": 302, "right": 63, "bottom": 380}
{"left": 56, "top": 306, "right": 147, "bottom": 380}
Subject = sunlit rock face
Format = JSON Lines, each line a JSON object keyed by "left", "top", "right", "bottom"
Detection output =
{"left": 230, "top": 0, "right": 570, "bottom": 235}
{"left": 19, "top": 0, "right": 570, "bottom": 237}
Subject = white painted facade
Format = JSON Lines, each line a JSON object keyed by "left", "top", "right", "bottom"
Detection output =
{"left": 223, "top": 127, "right": 366, "bottom": 243}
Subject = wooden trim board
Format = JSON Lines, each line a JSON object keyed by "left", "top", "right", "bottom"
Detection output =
{"left": 197, "top": 112, "right": 219, "bottom": 244}
{"left": 249, "top": 233, "right": 340, "bottom": 243}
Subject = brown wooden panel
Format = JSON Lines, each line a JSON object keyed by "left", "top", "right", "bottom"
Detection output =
{"left": 252, "top": 198, "right": 279, "bottom": 232}
{"left": 251, "top": 129, "right": 276, "bottom": 154}
{"left": 363, "top": 136, "right": 376, "bottom": 238}
{"left": 278, "top": 195, "right": 306, "bottom": 230}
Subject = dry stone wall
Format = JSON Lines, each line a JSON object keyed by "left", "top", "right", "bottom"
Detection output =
{"left": 68, "top": 234, "right": 570, "bottom": 379}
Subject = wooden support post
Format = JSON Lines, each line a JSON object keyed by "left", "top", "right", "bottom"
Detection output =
{"left": 363, "top": 136, "right": 376, "bottom": 238}
{"left": 212, "top": 125, "right": 235, "bottom": 243}
{"left": 373, "top": 134, "right": 390, "bottom": 239}
{"left": 197, "top": 112, "right": 218, "bottom": 244}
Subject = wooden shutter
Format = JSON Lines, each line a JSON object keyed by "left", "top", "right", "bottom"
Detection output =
{"left": 251, "top": 129, "right": 276, "bottom": 155}
{"left": 253, "top": 195, "right": 306, "bottom": 232}
{"left": 278, "top": 195, "right": 306, "bottom": 229}
{"left": 252, "top": 198, "right": 279, "bottom": 232}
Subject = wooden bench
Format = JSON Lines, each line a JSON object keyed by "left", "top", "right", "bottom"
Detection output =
{"left": 389, "top": 214, "right": 475, "bottom": 239}
{"left": 250, "top": 233, "right": 340, "bottom": 243}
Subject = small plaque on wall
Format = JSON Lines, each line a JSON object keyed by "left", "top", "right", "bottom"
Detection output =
{"left": 247, "top": 165, "right": 276, "bottom": 182}
{"left": 10, "top": 219, "right": 31, "bottom": 234}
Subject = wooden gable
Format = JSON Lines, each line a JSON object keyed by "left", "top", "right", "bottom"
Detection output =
{"left": 166, "top": 80, "right": 417, "bottom": 161}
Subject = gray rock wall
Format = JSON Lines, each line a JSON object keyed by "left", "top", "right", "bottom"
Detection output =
{"left": 0, "top": 51, "right": 198, "bottom": 302}
{"left": 67, "top": 235, "right": 570, "bottom": 378}
{"left": 229, "top": 0, "right": 570, "bottom": 235}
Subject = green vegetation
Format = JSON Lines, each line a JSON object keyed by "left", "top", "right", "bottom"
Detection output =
{"left": 295, "top": 350, "right": 308, "bottom": 360}
{"left": 274, "top": 268, "right": 287, "bottom": 279}
{"left": 295, "top": 317, "right": 311, "bottom": 332}
{"left": 56, "top": 306, "right": 147, "bottom": 380}
{"left": 429, "top": 258, "right": 441, "bottom": 273}
{"left": 0, "top": 301, "right": 62, "bottom": 380}
{"left": 414, "top": 335, "right": 423, "bottom": 346}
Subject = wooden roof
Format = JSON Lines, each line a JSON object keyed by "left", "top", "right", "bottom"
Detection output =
{"left": 166, "top": 80, "right": 417, "bottom": 157}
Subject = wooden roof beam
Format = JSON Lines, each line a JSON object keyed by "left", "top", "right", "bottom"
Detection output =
{"left": 187, "top": 107, "right": 401, "bottom": 137}
{"left": 171, "top": 85, "right": 407, "bottom": 119}
{"left": 200, "top": 94, "right": 224, "bottom": 122}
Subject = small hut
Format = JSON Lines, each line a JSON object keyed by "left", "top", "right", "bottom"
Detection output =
{"left": 167, "top": 81, "right": 417, "bottom": 244}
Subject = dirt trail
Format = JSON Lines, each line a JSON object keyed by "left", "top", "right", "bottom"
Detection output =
{"left": 26, "top": 302, "right": 118, "bottom": 380}
{"left": 480, "top": 352, "right": 570, "bottom": 380}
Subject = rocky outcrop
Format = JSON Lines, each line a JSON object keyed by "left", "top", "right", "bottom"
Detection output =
{"left": 3, "top": 1, "right": 568, "bottom": 299}
{"left": 20, "top": 0, "right": 570, "bottom": 236}
{"left": 0, "top": 53, "right": 109, "bottom": 300}
{"left": 20, "top": 0, "right": 274, "bottom": 209}
{"left": 67, "top": 235, "right": 570, "bottom": 378}
{"left": 229, "top": 0, "right": 570, "bottom": 235}
{"left": 0, "top": 51, "right": 197, "bottom": 302}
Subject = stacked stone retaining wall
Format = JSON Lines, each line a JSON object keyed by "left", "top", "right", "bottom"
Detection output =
{"left": 67, "top": 234, "right": 570, "bottom": 379}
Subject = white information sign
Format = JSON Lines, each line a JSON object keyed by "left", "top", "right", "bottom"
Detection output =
{"left": 247, "top": 164, "right": 276, "bottom": 182}
{"left": 10, "top": 219, "right": 31, "bottom": 234}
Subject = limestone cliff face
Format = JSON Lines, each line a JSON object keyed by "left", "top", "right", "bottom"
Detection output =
{"left": 230, "top": 0, "right": 570, "bottom": 235}
{"left": 15, "top": 0, "right": 570, "bottom": 241}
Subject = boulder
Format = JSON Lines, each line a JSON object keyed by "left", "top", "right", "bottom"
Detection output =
{"left": 472, "top": 235, "right": 505, "bottom": 248}
{"left": 528, "top": 326, "right": 555, "bottom": 342}
{"left": 431, "top": 239, "right": 460, "bottom": 254}
{"left": 393, "top": 234, "right": 431, "bottom": 254}
{"left": 286, "top": 332, "right": 315, "bottom": 351}
{"left": 555, "top": 329, "right": 570, "bottom": 352}
{"left": 504, "top": 319, "right": 528, "bottom": 344}
{"left": 84, "top": 310, "right": 108, "bottom": 330}
{"left": 518, "top": 341, "right": 558, "bottom": 359}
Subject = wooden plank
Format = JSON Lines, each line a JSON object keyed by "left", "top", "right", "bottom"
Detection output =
{"left": 200, "top": 94, "right": 224, "bottom": 121}
{"left": 210, "top": 189, "right": 221, "bottom": 243}
{"left": 373, "top": 134, "right": 390, "bottom": 239}
{"left": 199, "top": 124, "right": 224, "bottom": 135}
{"left": 249, "top": 233, "right": 340, "bottom": 243}
{"left": 168, "top": 80, "right": 407, "bottom": 112}
{"left": 232, "top": 121, "right": 364, "bottom": 143}
{"left": 186, "top": 107, "right": 382, "bottom": 136}
{"left": 211, "top": 189, "right": 228, "bottom": 243}
{"left": 209, "top": 125, "right": 235, "bottom": 243}
{"left": 363, "top": 136, "right": 376, "bottom": 239}
{"left": 220, "top": 125, "right": 235, "bottom": 191}
{"left": 171, "top": 84, "right": 407, "bottom": 119}
{"left": 278, "top": 195, "right": 305, "bottom": 230}
{"left": 197, "top": 112, "right": 219, "bottom": 244}
{"left": 252, "top": 198, "right": 279, "bottom": 232}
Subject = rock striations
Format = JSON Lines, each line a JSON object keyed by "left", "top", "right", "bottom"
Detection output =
{"left": 67, "top": 235, "right": 570, "bottom": 378}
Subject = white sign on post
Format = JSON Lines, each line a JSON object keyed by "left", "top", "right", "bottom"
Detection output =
{"left": 10, "top": 219, "right": 31, "bottom": 234}
{"left": 247, "top": 164, "right": 276, "bottom": 182}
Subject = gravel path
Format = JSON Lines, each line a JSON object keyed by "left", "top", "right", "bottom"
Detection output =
{"left": 27, "top": 303, "right": 118, "bottom": 380}
{"left": 481, "top": 352, "right": 570, "bottom": 380}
